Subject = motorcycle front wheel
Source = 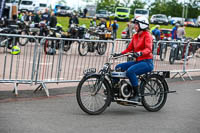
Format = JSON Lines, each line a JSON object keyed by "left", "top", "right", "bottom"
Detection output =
{"left": 78, "top": 41, "right": 88, "bottom": 56}
{"left": 76, "top": 75, "right": 111, "bottom": 115}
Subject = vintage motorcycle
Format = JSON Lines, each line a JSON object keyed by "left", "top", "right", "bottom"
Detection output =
{"left": 169, "top": 37, "right": 194, "bottom": 64}
{"left": 78, "top": 25, "right": 112, "bottom": 56}
{"left": 43, "top": 24, "right": 86, "bottom": 54}
{"left": 76, "top": 53, "right": 175, "bottom": 115}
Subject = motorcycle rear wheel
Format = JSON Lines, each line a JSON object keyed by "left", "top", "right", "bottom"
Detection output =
{"left": 97, "top": 42, "right": 107, "bottom": 55}
{"left": 169, "top": 48, "right": 175, "bottom": 64}
{"left": 141, "top": 74, "right": 168, "bottom": 112}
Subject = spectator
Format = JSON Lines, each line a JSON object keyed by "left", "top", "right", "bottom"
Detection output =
{"left": 90, "top": 16, "right": 97, "bottom": 27}
{"left": 177, "top": 24, "right": 186, "bottom": 40}
{"left": 69, "top": 13, "right": 79, "bottom": 27}
{"left": 152, "top": 25, "right": 161, "bottom": 41}
{"left": 41, "top": 8, "right": 50, "bottom": 24}
{"left": 33, "top": 11, "right": 41, "bottom": 23}
{"left": 111, "top": 20, "right": 119, "bottom": 39}
{"left": 128, "top": 20, "right": 135, "bottom": 38}
{"left": 83, "top": 8, "right": 88, "bottom": 18}
{"left": 150, "top": 25, "right": 159, "bottom": 33}
{"left": 171, "top": 23, "right": 179, "bottom": 40}
{"left": 49, "top": 12, "right": 57, "bottom": 27}
{"left": 21, "top": 12, "right": 25, "bottom": 22}
{"left": 98, "top": 18, "right": 107, "bottom": 28}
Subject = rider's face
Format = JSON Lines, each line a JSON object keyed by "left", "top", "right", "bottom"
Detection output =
{"left": 134, "top": 23, "right": 139, "bottom": 32}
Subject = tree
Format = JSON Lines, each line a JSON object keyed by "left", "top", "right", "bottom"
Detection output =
{"left": 96, "top": 0, "right": 120, "bottom": 12}
{"left": 57, "top": 0, "right": 67, "bottom": 6}
{"left": 122, "top": 0, "right": 131, "bottom": 7}
{"left": 129, "top": 0, "right": 146, "bottom": 15}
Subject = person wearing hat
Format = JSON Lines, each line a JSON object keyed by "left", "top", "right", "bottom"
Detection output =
{"left": 111, "top": 20, "right": 119, "bottom": 39}
{"left": 112, "top": 16, "right": 154, "bottom": 103}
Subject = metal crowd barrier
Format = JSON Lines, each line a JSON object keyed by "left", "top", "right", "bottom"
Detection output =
{"left": 0, "top": 34, "right": 200, "bottom": 96}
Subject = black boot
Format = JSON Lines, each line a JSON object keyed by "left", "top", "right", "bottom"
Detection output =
{"left": 129, "top": 86, "right": 141, "bottom": 103}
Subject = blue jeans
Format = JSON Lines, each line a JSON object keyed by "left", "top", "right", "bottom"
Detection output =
{"left": 115, "top": 59, "right": 154, "bottom": 87}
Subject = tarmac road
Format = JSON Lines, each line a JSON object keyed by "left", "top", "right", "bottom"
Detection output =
{"left": 0, "top": 77, "right": 200, "bottom": 133}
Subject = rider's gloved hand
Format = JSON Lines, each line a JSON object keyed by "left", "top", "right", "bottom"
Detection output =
{"left": 113, "top": 53, "right": 122, "bottom": 57}
{"left": 132, "top": 52, "right": 143, "bottom": 58}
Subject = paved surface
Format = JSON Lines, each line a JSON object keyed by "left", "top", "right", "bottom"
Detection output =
{"left": 0, "top": 77, "right": 200, "bottom": 133}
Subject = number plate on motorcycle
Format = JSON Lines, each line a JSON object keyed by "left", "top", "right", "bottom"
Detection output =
{"left": 85, "top": 33, "right": 90, "bottom": 38}
{"left": 83, "top": 68, "right": 96, "bottom": 75}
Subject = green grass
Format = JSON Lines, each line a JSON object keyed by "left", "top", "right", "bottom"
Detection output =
{"left": 57, "top": 17, "right": 200, "bottom": 39}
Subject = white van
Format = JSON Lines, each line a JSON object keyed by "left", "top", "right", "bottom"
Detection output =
{"left": 134, "top": 9, "right": 149, "bottom": 19}
{"left": 19, "top": 0, "right": 47, "bottom": 12}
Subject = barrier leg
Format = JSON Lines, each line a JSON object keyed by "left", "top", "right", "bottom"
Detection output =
{"left": 33, "top": 83, "right": 49, "bottom": 97}
{"left": 13, "top": 82, "right": 19, "bottom": 96}
{"left": 42, "top": 83, "right": 49, "bottom": 97}
{"left": 33, "top": 84, "right": 43, "bottom": 93}
{"left": 185, "top": 72, "right": 193, "bottom": 80}
{"left": 171, "top": 72, "right": 185, "bottom": 81}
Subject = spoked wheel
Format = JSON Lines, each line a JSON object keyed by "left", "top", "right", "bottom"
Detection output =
{"left": 78, "top": 41, "right": 88, "bottom": 56}
{"left": 141, "top": 74, "right": 168, "bottom": 112}
{"left": 63, "top": 40, "right": 71, "bottom": 52}
{"left": 18, "top": 30, "right": 29, "bottom": 46}
{"left": 169, "top": 48, "right": 175, "bottom": 64}
{"left": 44, "top": 40, "right": 54, "bottom": 54}
{"left": 76, "top": 75, "right": 111, "bottom": 115}
{"left": 97, "top": 42, "right": 107, "bottom": 55}
{"left": 160, "top": 43, "right": 167, "bottom": 61}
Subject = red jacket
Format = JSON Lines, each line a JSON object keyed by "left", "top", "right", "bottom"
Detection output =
{"left": 121, "top": 31, "right": 153, "bottom": 61}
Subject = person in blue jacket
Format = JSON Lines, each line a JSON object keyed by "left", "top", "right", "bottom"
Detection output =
{"left": 171, "top": 23, "right": 179, "bottom": 40}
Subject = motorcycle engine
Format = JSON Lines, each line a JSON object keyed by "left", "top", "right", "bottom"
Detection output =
{"left": 120, "top": 80, "right": 132, "bottom": 98}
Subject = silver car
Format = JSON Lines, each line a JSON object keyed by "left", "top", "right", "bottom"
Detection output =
{"left": 150, "top": 14, "right": 168, "bottom": 25}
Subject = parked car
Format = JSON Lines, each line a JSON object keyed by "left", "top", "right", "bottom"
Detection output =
{"left": 196, "top": 16, "right": 200, "bottom": 27}
{"left": 115, "top": 7, "right": 130, "bottom": 21}
{"left": 160, "top": 28, "right": 172, "bottom": 40}
{"left": 96, "top": 10, "right": 109, "bottom": 20}
{"left": 54, "top": 5, "right": 72, "bottom": 16}
{"left": 169, "top": 17, "right": 184, "bottom": 25}
{"left": 121, "top": 27, "right": 135, "bottom": 39}
{"left": 150, "top": 14, "right": 168, "bottom": 25}
{"left": 184, "top": 18, "right": 195, "bottom": 27}
{"left": 134, "top": 9, "right": 149, "bottom": 19}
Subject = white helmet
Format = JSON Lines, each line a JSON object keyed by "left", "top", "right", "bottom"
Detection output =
{"left": 133, "top": 16, "right": 149, "bottom": 30}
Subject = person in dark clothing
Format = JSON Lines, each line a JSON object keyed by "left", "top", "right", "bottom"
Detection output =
{"left": 41, "top": 8, "right": 50, "bottom": 24}
{"left": 98, "top": 18, "right": 107, "bottom": 28}
{"left": 111, "top": 20, "right": 119, "bottom": 39}
{"left": 49, "top": 12, "right": 57, "bottom": 27}
{"left": 33, "top": 11, "right": 41, "bottom": 24}
{"left": 83, "top": 8, "right": 88, "bottom": 18}
{"left": 69, "top": 13, "right": 79, "bottom": 27}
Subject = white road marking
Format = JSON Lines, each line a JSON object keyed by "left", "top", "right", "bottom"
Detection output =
{"left": 196, "top": 89, "right": 200, "bottom": 92}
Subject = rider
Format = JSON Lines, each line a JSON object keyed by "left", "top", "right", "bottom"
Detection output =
{"left": 113, "top": 16, "right": 154, "bottom": 103}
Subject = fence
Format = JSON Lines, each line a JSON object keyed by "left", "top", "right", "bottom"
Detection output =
{"left": 0, "top": 34, "right": 200, "bottom": 96}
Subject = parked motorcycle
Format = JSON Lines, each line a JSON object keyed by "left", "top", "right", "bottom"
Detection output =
{"left": 44, "top": 24, "right": 86, "bottom": 54}
{"left": 169, "top": 37, "right": 194, "bottom": 64}
{"left": 78, "top": 25, "right": 112, "bottom": 56}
